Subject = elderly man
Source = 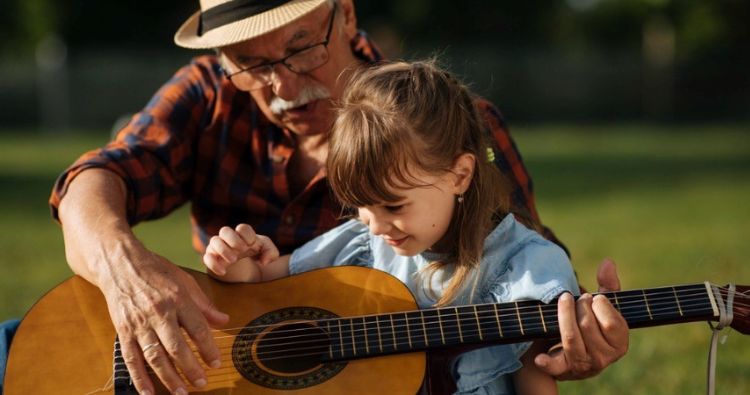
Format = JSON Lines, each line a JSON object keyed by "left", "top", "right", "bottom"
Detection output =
{"left": 44, "top": 0, "right": 628, "bottom": 394}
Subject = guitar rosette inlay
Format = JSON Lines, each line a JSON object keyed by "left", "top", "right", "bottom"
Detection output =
{"left": 232, "top": 307, "right": 346, "bottom": 389}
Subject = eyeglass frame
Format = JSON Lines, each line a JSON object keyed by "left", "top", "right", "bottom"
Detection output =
{"left": 220, "top": 4, "right": 338, "bottom": 89}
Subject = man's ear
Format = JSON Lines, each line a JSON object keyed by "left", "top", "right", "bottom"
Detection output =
{"left": 338, "top": 0, "right": 358, "bottom": 39}
{"left": 452, "top": 153, "right": 476, "bottom": 194}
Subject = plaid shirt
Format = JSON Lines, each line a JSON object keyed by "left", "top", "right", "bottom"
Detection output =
{"left": 49, "top": 32, "right": 564, "bottom": 256}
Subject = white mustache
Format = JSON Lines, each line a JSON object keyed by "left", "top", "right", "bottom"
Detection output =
{"left": 269, "top": 84, "right": 331, "bottom": 115}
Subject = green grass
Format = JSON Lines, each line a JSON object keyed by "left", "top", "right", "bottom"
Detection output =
{"left": 1, "top": 125, "right": 748, "bottom": 394}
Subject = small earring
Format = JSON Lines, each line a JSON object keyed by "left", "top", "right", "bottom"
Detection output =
{"left": 457, "top": 194, "right": 464, "bottom": 203}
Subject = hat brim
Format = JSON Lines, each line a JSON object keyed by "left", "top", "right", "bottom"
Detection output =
{"left": 174, "top": 0, "right": 329, "bottom": 49}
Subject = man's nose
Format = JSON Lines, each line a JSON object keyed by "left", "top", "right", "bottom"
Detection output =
{"left": 270, "top": 64, "right": 302, "bottom": 101}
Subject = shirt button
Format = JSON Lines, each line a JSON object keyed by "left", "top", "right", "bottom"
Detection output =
{"left": 284, "top": 215, "right": 295, "bottom": 225}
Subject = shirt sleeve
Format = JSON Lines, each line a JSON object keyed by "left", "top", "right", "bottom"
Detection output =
{"left": 48, "top": 56, "right": 221, "bottom": 225}
{"left": 289, "top": 219, "right": 372, "bottom": 275}
{"left": 475, "top": 98, "right": 568, "bottom": 255}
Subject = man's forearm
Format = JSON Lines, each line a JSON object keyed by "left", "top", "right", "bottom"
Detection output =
{"left": 57, "top": 168, "right": 142, "bottom": 287}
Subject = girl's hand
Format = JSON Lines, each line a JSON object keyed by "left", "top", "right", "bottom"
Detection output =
{"left": 203, "top": 224, "right": 280, "bottom": 282}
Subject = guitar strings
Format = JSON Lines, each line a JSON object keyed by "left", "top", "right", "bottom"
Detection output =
{"left": 120, "top": 297, "right": 733, "bottom": 381}
{"left": 203, "top": 286, "right": 746, "bottom": 339}
{"left": 205, "top": 298, "right": 734, "bottom": 361}
{"left": 200, "top": 285, "right": 748, "bottom": 336}
{"left": 153, "top": 296, "right": 728, "bottom": 367}
{"left": 113, "top": 287, "right": 747, "bottom": 370}
{"left": 113, "top": 285, "right": 746, "bottom": 380}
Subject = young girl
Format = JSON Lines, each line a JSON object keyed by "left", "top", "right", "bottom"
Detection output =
{"left": 203, "top": 60, "right": 579, "bottom": 395}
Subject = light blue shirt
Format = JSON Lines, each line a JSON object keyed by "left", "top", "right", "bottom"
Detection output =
{"left": 290, "top": 213, "right": 580, "bottom": 394}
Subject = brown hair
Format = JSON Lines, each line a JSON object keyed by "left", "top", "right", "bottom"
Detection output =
{"left": 327, "top": 60, "right": 519, "bottom": 305}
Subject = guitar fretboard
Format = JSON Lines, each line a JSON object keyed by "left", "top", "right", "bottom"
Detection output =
{"left": 321, "top": 283, "right": 718, "bottom": 361}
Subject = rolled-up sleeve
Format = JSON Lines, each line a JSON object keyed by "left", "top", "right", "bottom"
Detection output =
{"left": 49, "top": 57, "right": 217, "bottom": 225}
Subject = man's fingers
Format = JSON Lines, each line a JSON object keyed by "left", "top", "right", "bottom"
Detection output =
{"left": 558, "top": 293, "right": 586, "bottom": 358}
{"left": 121, "top": 337, "right": 155, "bottom": 395}
{"left": 591, "top": 294, "right": 629, "bottom": 359}
{"left": 534, "top": 345, "right": 569, "bottom": 377}
{"left": 596, "top": 258, "right": 621, "bottom": 292}
{"left": 137, "top": 332, "right": 189, "bottom": 395}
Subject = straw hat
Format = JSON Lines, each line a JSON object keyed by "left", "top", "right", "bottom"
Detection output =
{"left": 175, "top": 0, "right": 329, "bottom": 49}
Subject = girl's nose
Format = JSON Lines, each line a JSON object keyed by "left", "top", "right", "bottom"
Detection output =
{"left": 360, "top": 209, "right": 391, "bottom": 236}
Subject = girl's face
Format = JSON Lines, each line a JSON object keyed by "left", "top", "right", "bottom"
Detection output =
{"left": 357, "top": 156, "right": 474, "bottom": 256}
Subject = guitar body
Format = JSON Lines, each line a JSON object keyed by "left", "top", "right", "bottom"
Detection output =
{"left": 5, "top": 267, "right": 427, "bottom": 394}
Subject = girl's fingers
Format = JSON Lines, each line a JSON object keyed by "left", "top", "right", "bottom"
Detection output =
{"left": 256, "top": 235, "right": 280, "bottom": 265}
{"left": 207, "top": 235, "right": 237, "bottom": 264}
{"left": 235, "top": 224, "right": 258, "bottom": 247}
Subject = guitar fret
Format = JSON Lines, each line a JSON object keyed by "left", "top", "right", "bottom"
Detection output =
{"left": 538, "top": 304, "right": 547, "bottom": 333}
{"left": 327, "top": 321, "right": 334, "bottom": 360}
{"left": 390, "top": 315, "right": 397, "bottom": 351}
{"left": 350, "top": 319, "right": 357, "bottom": 355}
{"left": 420, "top": 311, "right": 429, "bottom": 346}
{"left": 362, "top": 317, "right": 370, "bottom": 354}
{"left": 437, "top": 308, "right": 446, "bottom": 344}
{"left": 493, "top": 304, "right": 503, "bottom": 337}
{"left": 515, "top": 302, "right": 524, "bottom": 336}
{"left": 642, "top": 290, "right": 654, "bottom": 320}
{"left": 404, "top": 313, "right": 413, "bottom": 349}
{"left": 455, "top": 307, "right": 464, "bottom": 343}
{"left": 421, "top": 309, "right": 444, "bottom": 347}
{"left": 474, "top": 306, "right": 483, "bottom": 340}
{"left": 377, "top": 314, "right": 396, "bottom": 352}
{"left": 613, "top": 292, "right": 621, "bottom": 311}
{"left": 338, "top": 319, "right": 344, "bottom": 357}
{"left": 672, "top": 287, "right": 684, "bottom": 316}
{"left": 375, "top": 315, "right": 383, "bottom": 352}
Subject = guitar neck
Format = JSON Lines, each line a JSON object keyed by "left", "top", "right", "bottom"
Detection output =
{"left": 322, "top": 282, "right": 719, "bottom": 361}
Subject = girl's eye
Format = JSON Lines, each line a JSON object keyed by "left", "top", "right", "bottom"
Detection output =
{"left": 385, "top": 205, "right": 404, "bottom": 213}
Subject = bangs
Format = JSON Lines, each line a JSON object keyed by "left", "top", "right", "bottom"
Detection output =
{"left": 327, "top": 104, "right": 431, "bottom": 208}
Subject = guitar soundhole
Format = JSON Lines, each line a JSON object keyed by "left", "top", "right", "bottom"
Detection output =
{"left": 233, "top": 307, "right": 346, "bottom": 389}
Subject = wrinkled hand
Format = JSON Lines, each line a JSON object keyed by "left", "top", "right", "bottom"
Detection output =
{"left": 203, "top": 224, "right": 280, "bottom": 282}
{"left": 534, "top": 258, "right": 629, "bottom": 380}
{"left": 102, "top": 249, "right": 229, "bottom": 395}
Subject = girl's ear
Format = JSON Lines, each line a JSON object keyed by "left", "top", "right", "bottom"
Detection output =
{"left": 452, "top": 153, "right": 476, "bottom": 194}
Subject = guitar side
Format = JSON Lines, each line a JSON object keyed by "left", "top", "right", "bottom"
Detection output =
{"left": 5, "top": 266, "right": 426, "bottom": 394}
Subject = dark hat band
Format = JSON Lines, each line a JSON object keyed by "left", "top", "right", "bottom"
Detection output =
{"left": 198, "top": 0, "right": 294, "bottom": 36}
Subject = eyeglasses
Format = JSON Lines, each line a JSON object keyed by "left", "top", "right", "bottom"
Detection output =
{"left": 222, "top": 4, "right": 337, "bottom": 90}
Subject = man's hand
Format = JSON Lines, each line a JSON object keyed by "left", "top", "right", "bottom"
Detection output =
{"left": 59, "top": 169, "right": 231, "bottom": 394}
{"left": 102, "top": 249, "right": 230, "bottom": 395}
{"left": 534, "top": 258, "right": 629, "bottom": 380}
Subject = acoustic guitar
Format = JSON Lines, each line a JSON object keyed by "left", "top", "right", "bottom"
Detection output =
{"left": 5, "top": 266, "right": 748, "bottom": 394}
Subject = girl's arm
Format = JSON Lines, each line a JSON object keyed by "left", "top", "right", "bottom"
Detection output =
{"left": 513, "top": 341, "right": 559, "bottom": 395}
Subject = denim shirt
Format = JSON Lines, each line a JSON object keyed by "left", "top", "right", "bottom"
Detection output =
{"left": 289, "top": 213, "right": 580, "bottom": 394}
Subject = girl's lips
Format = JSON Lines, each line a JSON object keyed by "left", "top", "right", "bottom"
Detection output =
{"left": 385, "top": 236, "right": 408, "bottom": 247}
